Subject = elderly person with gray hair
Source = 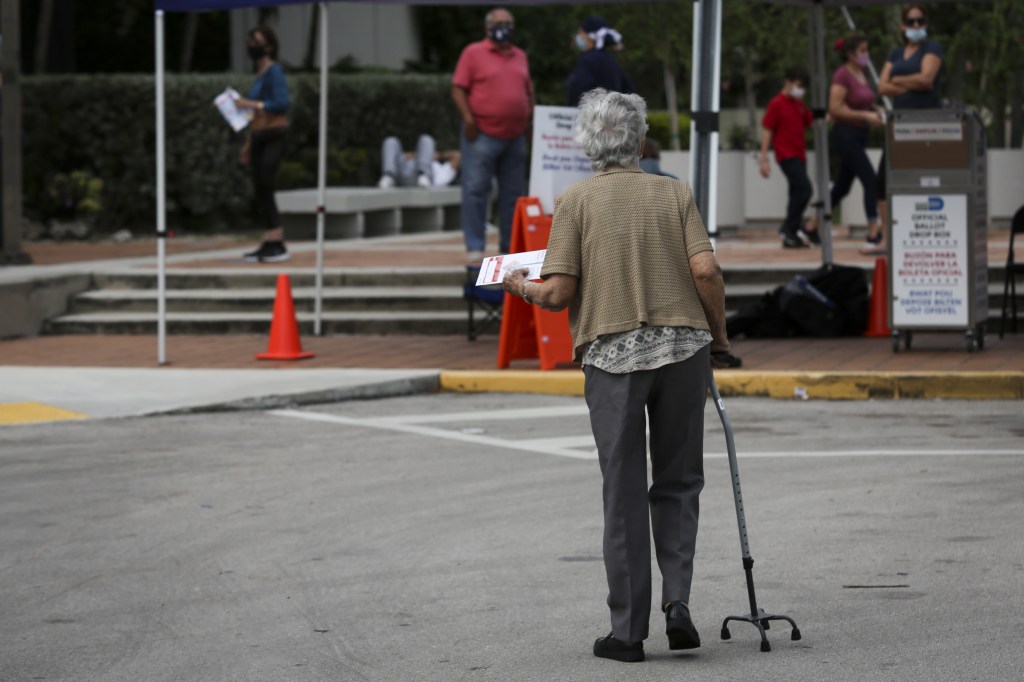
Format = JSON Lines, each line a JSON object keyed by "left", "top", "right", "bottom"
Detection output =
{"left": 503, "top": 89, "right": 737, "bottom": 663}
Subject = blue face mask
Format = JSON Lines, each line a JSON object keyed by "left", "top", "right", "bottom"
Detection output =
{"left": 904, "top": 27, "right": 927, "bottom": 43}
{"left": 575, "top": 34, "right": 589, "bottom": 51}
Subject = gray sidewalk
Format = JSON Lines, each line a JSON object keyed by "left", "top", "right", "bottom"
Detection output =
{"left": 0, "top": 367, "right": 439, "bottom": 420}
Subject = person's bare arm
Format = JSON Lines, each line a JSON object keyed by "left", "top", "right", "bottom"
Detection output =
{"left": 758, "top": 128, "right": 773, "bottom": 178}
{"left": 829, "top": 83, "right": 884, "bottom": 127}
{"left": 876, "top": 62, "right": 908, "bottom": 97}
{"left": 502, "top": 270, "right": 577, "bottom": 312}
{"left": 889, "top": 54, "right": 942, "bottom": 91}
{"left": 451, "top": 85, "right": 478, "bottom": 140}
{"left": 690, "top": 251, "right": 730, "bottom": 355}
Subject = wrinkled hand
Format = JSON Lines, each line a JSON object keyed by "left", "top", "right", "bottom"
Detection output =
{"left": 502, "top": 268, "right": 530, "bottom": 297}
{"left": 711, "top": 349, "right": 742, "bottom": 369}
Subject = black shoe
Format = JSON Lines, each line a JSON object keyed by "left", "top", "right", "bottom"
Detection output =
{"left": 242, "top": 243, "right": 266, "bottom": 262}
{"left": 593, "top": 633, "right": 644, "bottom": 663}
{"left": 243, "top": 241, "right": 289, "bottom": 263}
{"left": 781, "top": 232, "right": 809, "bottom": 249}
{"left": 665, "top": 602, "right": 701, "bottom": 650}
{"left": 800, "top": 224, "right": 822, "bottom": 246}
{"left": 259, "top": 241, "right": 289, "bottom": 263}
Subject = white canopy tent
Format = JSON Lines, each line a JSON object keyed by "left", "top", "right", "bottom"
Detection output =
{"left": 152, "top": 0, "right": 669, "bottom": 365}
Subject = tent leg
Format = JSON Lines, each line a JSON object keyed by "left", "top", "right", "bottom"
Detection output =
{"left": 314, "top": 2, "right": 328, "bottom": 336}
{"left": 689, "top": 0, "right": 722, "bottom": 238}
{"left": 155, "top": 9, "right": 168, "bottom": 364}
{"left": 808, "top": 4, "right": 834, "bottom": 266}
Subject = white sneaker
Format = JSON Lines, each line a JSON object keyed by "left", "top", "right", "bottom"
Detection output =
{"left": 377, "top": 174, "right": 396, "bottom": 189}
{"left": 416, "top": 173, "right": 432, "bottom": 189}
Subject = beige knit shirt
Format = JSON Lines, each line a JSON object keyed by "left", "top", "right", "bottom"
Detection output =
{"left": 539, "top": 166, "right": 714, "bottom": 360}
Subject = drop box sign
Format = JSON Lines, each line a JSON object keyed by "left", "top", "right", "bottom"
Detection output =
{"left": 891, "top": 194, "right": 969, "bottom": 328}
{"left": 528, "top": 106, "right": 594, "bottom": 214}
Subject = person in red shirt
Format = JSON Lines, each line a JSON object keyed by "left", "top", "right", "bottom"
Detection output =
{"left": 759, "top": 65, "right": 816, "bottom": 249}
{"left": 452, "top": 7, "right": 535, "bottom": 263}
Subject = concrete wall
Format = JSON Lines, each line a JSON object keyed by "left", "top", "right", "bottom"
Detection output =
{"left": 0, "top": 275, "right": 92, "bottom": 340}
{"left": 660, "top": 149, "right": 1022, "bottom": 229}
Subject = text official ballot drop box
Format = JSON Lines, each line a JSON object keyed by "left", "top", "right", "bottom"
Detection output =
{"left": 886, "top": 107, "right": 988, "bottom": 352}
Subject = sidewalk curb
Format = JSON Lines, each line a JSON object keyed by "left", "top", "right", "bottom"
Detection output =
{"left": 154, "top": 374, "right": 441, "bottom": 416}
{"left": 439, "top": 370, "right": 1024, "bottom": 400}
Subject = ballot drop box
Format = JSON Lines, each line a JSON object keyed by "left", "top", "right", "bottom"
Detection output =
{"left": 886, "top": 107, "right": 988, "bottom": 352}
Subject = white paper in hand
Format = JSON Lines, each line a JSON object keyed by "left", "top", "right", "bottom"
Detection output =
{"left": 213, "top": 87, "right": 253, "bottom": 132}
{"left": 475, "top": 249, "right": 547, "bottom": 288}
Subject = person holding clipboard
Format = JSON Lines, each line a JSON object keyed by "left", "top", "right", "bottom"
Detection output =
{"left": 234, "top": 25, "right": 291, "bottom": 263}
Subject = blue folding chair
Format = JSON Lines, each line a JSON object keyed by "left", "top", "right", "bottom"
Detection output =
{"left": 463, "top": 266, "right": 504, "bottom": 341}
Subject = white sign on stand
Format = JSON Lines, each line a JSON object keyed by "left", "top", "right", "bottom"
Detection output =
{"left": 528, "top": 106, "right": 593, "bottom": 214}
{"left": 891, "top": 194, "right": 969, "bottom": 327}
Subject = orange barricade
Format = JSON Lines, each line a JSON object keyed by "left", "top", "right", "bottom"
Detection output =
{"left": 496, "top": 197, "right": 574, "bottom": 371}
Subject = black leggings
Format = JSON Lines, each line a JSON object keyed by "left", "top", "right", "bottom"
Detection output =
{"left": 250, "top": 127, "right": 287, "bottom": 230}
{"left": 830, "top": 122, "right": 878, "bottom": 223}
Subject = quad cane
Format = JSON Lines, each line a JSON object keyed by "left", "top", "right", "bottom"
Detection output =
{"left": 709, "top": 371, "right": 802, "bottom": 652}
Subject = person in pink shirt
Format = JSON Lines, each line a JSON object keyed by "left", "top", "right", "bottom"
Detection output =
{"left": 827, "top": 34, "right": 887, "bottom": 254}
{"left": 452, "top": 7, "right": 535, "bottom": 263}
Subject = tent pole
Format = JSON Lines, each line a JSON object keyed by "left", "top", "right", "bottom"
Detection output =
{"left": 155, "top": 9, "right": 168, "bottom": 364}
{"left": 314, "top": 2, "right": 328, "bottom": 336}
{"left": 689, "top": 0, "right": 722, "bottom": 238}
{"left": 809, "top": 3, "right": 834, "bottom": 266}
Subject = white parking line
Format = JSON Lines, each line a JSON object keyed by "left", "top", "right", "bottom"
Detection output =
{"left": 271, "top": 409, "right": 1024, "bottom": 462}
{"left": 270, "top": 409, "right": 595, "bottom": 460}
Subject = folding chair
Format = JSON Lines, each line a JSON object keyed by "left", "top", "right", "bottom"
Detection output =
{"left": 463, "top": 266, "right": 504, "bottom": 341}
{"left": 999, "top": 205, "right": 1024, "bottom": 338}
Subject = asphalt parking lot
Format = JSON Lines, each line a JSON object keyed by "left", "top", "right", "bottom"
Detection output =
{"left": 2, "top": 394, "right": 1023, "bottom": 681}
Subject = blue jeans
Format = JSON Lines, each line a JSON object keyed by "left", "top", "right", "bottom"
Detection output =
{"left": 460, "top": 131, "right": 526, "bottom": 253}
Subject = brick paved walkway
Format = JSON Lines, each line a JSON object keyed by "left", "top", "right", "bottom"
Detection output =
{"left": 5, "top": 228, "right": 1021, "bottom": 372}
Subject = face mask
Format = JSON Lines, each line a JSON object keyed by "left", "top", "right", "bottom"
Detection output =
{"left": 247, "top": 45, "right": 266, "bottom": 62}
{"left": 575, "top": 34, "right": 589, "bottom": 52}
{"left": 904, "top": 27, "right": 927, "bottom": 43}
{"left": 856, "top": 52, "right": 870, "bottom": 67}
{"left": 789, "top": 85, "right": 806, "bottom": 99}
{"left": 488, "top": 23, "right": 514, "bottom": 44}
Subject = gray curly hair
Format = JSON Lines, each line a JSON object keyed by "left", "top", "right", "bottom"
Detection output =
{"left": 574, "top": 89, "right": 649, "bottom": 171}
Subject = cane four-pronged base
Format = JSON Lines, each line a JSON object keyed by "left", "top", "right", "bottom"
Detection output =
{"left": 721, "top": 608, "right": 801, "bottom": 652}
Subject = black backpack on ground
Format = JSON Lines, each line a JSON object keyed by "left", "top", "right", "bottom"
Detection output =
{"left": 727, "top": 264, "right": 869, "bottom": 338}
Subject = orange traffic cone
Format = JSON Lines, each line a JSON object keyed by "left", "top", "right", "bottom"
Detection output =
{"left": 256, "top": 274, "right": 315, "bottom": 360}
{"left": 864, "top": 256, "right": 891, "bottom": 337}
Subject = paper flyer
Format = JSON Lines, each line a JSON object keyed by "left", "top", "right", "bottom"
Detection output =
{"left": 475, "top": 249, "right": 547, "bottom": 288}
{"left": 213, "top": 87, "right": 253, "bottom": 132}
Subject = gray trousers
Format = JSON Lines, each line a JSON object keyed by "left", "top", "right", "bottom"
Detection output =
{"left": 583, "top": 346, "right": 709, "bottom": 644}
{"left": 381, "top": 134, "right": 434, "bottom": 186}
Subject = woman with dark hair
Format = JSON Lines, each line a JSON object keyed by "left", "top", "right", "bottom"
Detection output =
{"left": 827, "top": 34, "right": 886, "bottom": 254}
{"left": 234, "top": 25, "right": 291, "bottom": 263}
{"left": 566, "top": 16, "right": 633, "bottom": 107}
{"left": 874, "top": 4, "right": 945, "bottom": 252}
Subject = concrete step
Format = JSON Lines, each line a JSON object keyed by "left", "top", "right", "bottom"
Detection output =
{"left": 91, "top": 268, "right": 468, "bottom": 291}
{"left": 43, "top": 311, "right": 481, "bottom": 336}
{"left": 68, "top": 287, "right": 469, "bottom": 314}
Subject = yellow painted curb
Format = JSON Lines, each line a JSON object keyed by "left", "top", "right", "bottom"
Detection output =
{"left": 439, "top": 370, "right": 1024, "bottom": 400}
{"left": 0, "top": 402, "right": 89, "bottom": 426}
{"left": 440, "top": 370, "right": 584, "bottom": 396}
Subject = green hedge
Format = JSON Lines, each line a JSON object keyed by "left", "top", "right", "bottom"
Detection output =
{"left": 23, "top": 73, "right": 462, "bottom": 233}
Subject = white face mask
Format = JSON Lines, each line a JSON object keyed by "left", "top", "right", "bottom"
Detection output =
{"left": 789, "top": 85, "right": 806, "bottom": 99}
